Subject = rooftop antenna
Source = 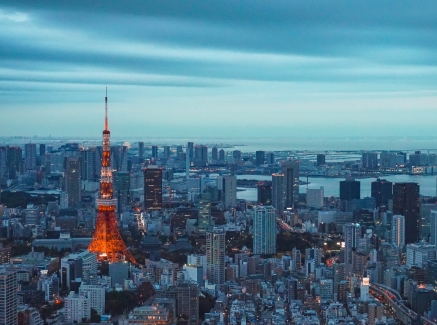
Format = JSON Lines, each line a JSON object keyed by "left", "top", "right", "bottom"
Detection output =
{"left": 105, "top": 87, "right": 108, "bottom": 131}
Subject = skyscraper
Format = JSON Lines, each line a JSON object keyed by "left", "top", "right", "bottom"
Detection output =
{"left": 343, "top": 223, "right": 361, "bottom": 267}
{"left": 281, "top": 160, "right": 299, "bottom": 207}
{"left": 176, "top": 281, "right": 199, "bottom": 325}
{"left": 371, "top": 178, "right": 393, "bottom": 207}
{"left": 187, "top": 142, "right": 194, "bottom": 158}
{"left": 218, "top": 149, "right": 225, "bottom": 161}
{"left": 272, "top": 173, "right": 286, "bottom": 214}
{"left": 393, "top": 182, "right": 420, "bottom": 244}
{"left": 25, "top": 143, "right": 36, "bottom": 171}
{"left": 194, "top": 145, "right": 208, "bottom": 166}
{"left": 340, "top": 179, "right": 360, "bottom": 201}
{"left": 138, "top": 142, "right": 144, "bottom": 160}
{"left": 211, "top": 147, "right": 218, "bottom": 161}
{"left": 151, "top": 145, "right": 158, "bottom": 158}
{"left": 317, "top": 154, "right": 326, "bottom": 166}
{"left": 197, "top": 193, "right": 211, "bottom": 234}
{"left": 257, "top": 181, "right": 272, "bottom": 205}
{"left": 39, "top": 144, "right": 46, "bottom": 156}
{"left": 81, "top": 148, "right": 96, "bottom": 181}
{"left": 391, "top": 215, "right": 405, "bottom": 248}
{"left": 253, "top": 205, "right": 276, "bottom": 254}
{"left": 144, "top": 166, "right": 163, "bottom": 211}
{"left": 255, "top": 151, "right": 265, "bottom": 166}
{"left": 7, "top": 146, "right": 22, "bottom": 179}
{"left": 206, "top": 227, "right": 225, "bottom": 285}
{"left": 430, "top": 210, "right": 437, "bottom": 245}
{"left": 87, "top": 90, "right": 135, "bottom": 263}
{"left": 222, "top": 175, "right": 236, "bottom": 208}
{"left": 362, "top": 152, "right": 378, "bottom": 169}
{"left": 163, "top": 146, "right": 170, "bottom": 158}
{"left": 0, "top": 267, "right": 17, "bottom": 325}
{"left": 64, "top": 156, "right": 81, "bottom": 208}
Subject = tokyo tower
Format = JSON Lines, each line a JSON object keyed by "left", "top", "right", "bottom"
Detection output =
{"left": 88, "top": 90, "right": 136, "bottom": 264}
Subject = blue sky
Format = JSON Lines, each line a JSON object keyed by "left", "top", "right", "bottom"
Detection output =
{"left": 1, "top": 1, "right": 436, "bottom": 138}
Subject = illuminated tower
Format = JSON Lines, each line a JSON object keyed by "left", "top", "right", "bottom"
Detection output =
{"left": 88, "top": 90, "right": 135, "bottom": 264}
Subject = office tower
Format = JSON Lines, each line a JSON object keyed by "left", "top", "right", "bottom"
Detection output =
{"left": 0, "top": 147, "right": 7, "bottom": 179}
{"left": 431, "top": 211, "right": 437, "bottom": 245}
{"left": 317, "top": 154, "right": 325, "bottom": 166}
{"left": 138, "top": 142, "right": 144, "bottom": 160}
{"left": 206, "top": 227, "right": 225, "bottom": 285}
{"left": 306, "top": 187, "right": 324, "bottom": 208}
{"left": 113, "top": 171, "right": 130, "bottom": 207}
{"left": 211, "top": 147, "right": 218, "bottom": 161}
{"left": 109, "top": 262, "right": 129, "bottom": 287}
{"left": 281, "top": 160, "right": 299, "bottom": 207}
{"left": 197, "top": 193, "right": 211, "bottom": 234}
{"left": 255, "top": 151, "right": 265, "bottom": 166}
{"left": 391, "top": 215, "right": 405, "bottom": 248}
{"left": 163, "top": 146, "right": 170, "bottom": 158}
{"left": 7, "top": 146, "right": 22, "bottom": 179}
{"left": 406, "top": 242, "right": 437, "bottom": 268}
{"left": 151, "top": 146, "right": 158, "bottom": 158}
{"left": 339, "top": 179, "right": 360, "bottom": 201}
{"left": 362, "top": 152, "right": 378, "bottom": 169}
{"left": 177, "top": 281, "right": 199, "bottom": 325}
{"left": 64, "top": 156, "right": 81, "bottom": 208}
{"left": 218, "top": 149, "right": 225, "bottom": 161}
{"left": 87, "top": 91, "right": 135, "bottom": 263}
{"left": 187, "top": 142, "right": 194, "bottom": 158}
{"left": 111, "top": 145, "right": 128, "bottom": 172}
{"left": 39, "top": 144, "right": 46, "bottom": 156}
{"left": 305, "top": 248, "right": 322, "bottom": 266}
{"left": 81, "top": 148, "right": 96, "bottom": 181}
{"left": 65, "top": 292, "right": 91, "bottom": 323}
{"left": 288, "top": 277, "right": 298, "bottom": 300}
{"left": 25, "top": 143, "right": 37, "bottom": 170}
{"left": 272, "top": 174, "right": 286, "bottom": 214}
{"left": 193, "top": 145, "right": 208, "bottom": 166}
{"left": 144, "top": 166, "right": 163, "bottom": 211}
{"left": 292, "top": 247, "right": 302, "bottom": 269}
{"left": 371, "top": 178, "right": 393, "bottom": 207}
{"left": 222, "top": 175, "right": 236, "bottom": 208}
{"left": 343, "top": 223, "right": 361, "bottom": 266}
{"left": 79, "top": 284, "right": 105, "bottom": 315}
{"left": 305, "top": 259, "right": 315, "bottom": 276}
{"left": 233, "top": 150, "right": 241, "bottom": 160}
{"left": 257, "top": 181, "right": 272, "bottom": 205}
{"left": 176, "top": 145, "right": 183, "bottom": 156}
{"left": 420, "top": 203, "right": 437, "bottom": 241}
{"left": 253, "top": 206, "right": 276, "bottom": 254}
{"left": 393, "top": 182, "right": 420, "bottom": 244}
{"left": 0, "top": 267, "right": 17, "bottom": 325}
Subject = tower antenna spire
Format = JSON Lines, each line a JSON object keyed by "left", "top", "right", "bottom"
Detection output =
{"left": 105, "top": 87, "right": 108, "bottom": 131}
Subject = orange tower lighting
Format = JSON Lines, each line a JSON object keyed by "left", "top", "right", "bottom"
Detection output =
{"left": 88, "top": 89, "right": 136, "bottom": 264}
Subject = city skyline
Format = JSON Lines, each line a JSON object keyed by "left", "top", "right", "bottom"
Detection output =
{"left": 1, "top": 1, "right": 437, "bottom": 137}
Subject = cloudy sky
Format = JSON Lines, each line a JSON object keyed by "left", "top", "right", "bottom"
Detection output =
{"left": 1, "top": 1, "right": 436, "bottom": 138}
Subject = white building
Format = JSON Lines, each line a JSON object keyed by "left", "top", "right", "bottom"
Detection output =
{"left": 307, "top": 188, "right": 324, "bottom": 208}
{"left": 391, "top": 215, "right": 405, "bottom": 248}
{"left": 253, "top": 205, "right": 276, "bottom": 254}
{"left": 79, "top": 284, "right": 105, "bottom": 315}
{"left": 187, "top": 254, "right": 207, "bottom": 278}
{"left": 406, "top": 242, "right": 437, "bottom": 268}
{"left": 64, "top": 291, "right": 91, "bottom": 323}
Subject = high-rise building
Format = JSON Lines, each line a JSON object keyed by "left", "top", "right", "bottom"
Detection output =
{"left": 176, "top": 282, "right": 199, "bottom": 325}
{"left": 81, "top": 148, "right": 96, "bottom": 181}
{"left": 360, "top": 277, "right": 370, "bottom": 301}
{"left": 305, "top": 248, "right": 322, "bottom": 266}
{"left": 255, "top": 151, "right": 265, "bottom": 166}
{"left": 111, "top": 146, "right": 128, "bottom": 172}
{"left": 197, "top": 194, "right": 211, "bottom": 234}
{"left": 206, "top": 227, "right": 225, "bottom": 285}
{"left": 0, "top": 267, "right": 17, "bottom": 325}
{"left": 343, "top": 223, "right": 361, "bottom": 267}
{"left": 25, "top": 143, "right": 36, "bottom": 171}
{"left": 151, "top": 146, "right": 158, "bottom": 158}
{"left": 420, "top": 203, "right": 437, "bottom": 241}
{"left": 163, "top": 146, "right": 170, "bottom": 159}
{"left": 79, "top": 284, "right": 105, "bottom": 315}
{"left": 222, "top": 175, "right": 236, "bottom": 208}
{"left": 64, "top": 291, "right": 91, "bottom": 323}
{"left": 64, "top": 156, "right": 81, "bottom": 208}
{"left": 391, "top": 215, "right": 405, "bottom": 248}
{"left": 362, "top": 152, "right": 378, "bottom": 169}
{"left": 317, "top": 154, "right": 326, "bottom": 166}
{"left": 253, "top": 206, "right": 276, "bottom": 255}
{"left": 7, "top": 146, "right": 23, "bottom": 179}
{"left": 306, "top": 187, "right": 324, "bottom": 208}
{"left": 368, "top": 303, "right": 384, "bottom": 325}
{"left": 340, "top": 179, "right": 360, "bottom": 201}
{"left": 218, "top": 149, "right": 225, "bottom": 161}
{"left": 281, "top": 160, "right": 299, "bottom": 207}
{"left": 257, "top": 181, "right": 272, "bottom": 205}
{"left": 187, "top": 142, "right": 194, "bottom": 158}
{"left": 272, "top": 173, "right": 286, "bottom": 214}
{"left": 113, "top": 171, "right": 131, "bottom": 208}
{"left": 266, "top": 152, "right": 275, "bottom": 165}
{"left": 87, "top": 91, "right": 135, "bottom": 263}
{"left": 320, "top": 279, "right": 333, "bottom": 301}
{"left": 194, "top": 145, "right": 208, "bottom": 166}
{"left": 211, "top": 147, "right": 218, "bottom": 161}
{"left": 39, "top": 144, "right": 46, "bottom": 156}
{"left": 371, "top": 178, "right": 393, "bottom": 207}
{"left": 430, "top": 210, "right": 437, "bottom": 245}
{"left": 393, "top": 182, "right": 420, "bottom": 244}
{"left": 406, "top": 242, "right": 437, "bottom": 268}
{"left": 144, "top": 166, "right": 163, "bottom": 211}
{"left": 138, "top": 142, "right": 144, "bottom": 160}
